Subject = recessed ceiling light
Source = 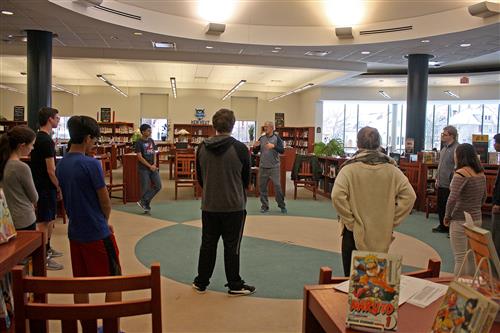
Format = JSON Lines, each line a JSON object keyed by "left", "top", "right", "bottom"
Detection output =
{"left": 271, "top": 50, "right": 279, "bottom": 53}
{"left": 361, "top": 51, "right": 370, "bottom": 55}
{"left": 305, "top": 50, "right": 331, "bottom": 57}
{"left": 21, "top": 37, "right": 27, "bottom": 42}
{"left": 110, "top": 35, "right": 119, "bottom": 40}
{"left": 274, "top": 47, "right": 282, "bottom": 50}
{"left": 460, "top": 43, "right": 471, "bottom": 47}
{"left": 152, "top": 41, "right": 176, "bottom": 49}
{"left": 429, "top": 61, "right": 442, "bottom": 66}
{"left": 133, "top": 32, "right": 143, "bottom": 36}
{"left": 205, "top": 45, "right": 213, "bottom": 49}
{"left": 421, "top": 39, "right": 430, "bottom": 43}
{"left": 1, "top": 10, "right": 14, "bottom": 15}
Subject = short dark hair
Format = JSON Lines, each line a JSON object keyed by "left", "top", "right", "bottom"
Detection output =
{"left": 494, "top": 133, "right": 500, "bottom": 144}
{"left": 67, "top": 116, "right": 100, "bottom": 144}
{"left": 38, "top": 107, "right": 59, "bottom": 126}
{"left": 140, "top": 124, "right": 151, "bottom": 133}
{"left": 455, "top": 143, "right": 483, "bottom": 173}
{"left": 357, "top": 126, "right": 381, "bottom": 150}
{"left": 212, "top": 108, "right": 235, "bottom": 133}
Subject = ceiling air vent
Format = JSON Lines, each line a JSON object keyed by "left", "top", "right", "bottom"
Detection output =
{"left": 94, "top": 5, "right": 141, "bottom": 20}
{"left": 360, "top": 25, "right": 412, "bottom": 35}
{"left": 305, "top": 50, "right": 331, "bottom": 57}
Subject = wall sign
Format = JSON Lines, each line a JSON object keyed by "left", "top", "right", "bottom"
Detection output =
{"left": 13, "top": 106, "right": 24, "bottom": 121}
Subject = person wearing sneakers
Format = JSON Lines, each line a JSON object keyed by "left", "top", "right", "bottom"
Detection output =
{"left": 30, "top": 107, "right": 63, "bottom": 271}
{"left": 193, "top": 108, "right": 255, "bottom": 296}
{"left": 252, "top": 121, "right": 286, "bottom": 214}
{"left": 135, "top": 124, "right": 162, "bottom": 213}
{"left": 56, "top": 116, "right": 122, "bottom": 330}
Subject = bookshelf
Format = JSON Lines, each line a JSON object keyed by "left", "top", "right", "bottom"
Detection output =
{"left": 315, "top": 156, "right": 348, "bottom": 198}
{"left": 173, "top": 124, "right": 215, "bottom": 147}
{"left": 260, "top": 126, "right": 314, "bottom": 155}
{"left": 98, "top": 122, "right": 134, "bottom": 144}
{"left": 0, "top": 120, "right": 27, "bottom": 134}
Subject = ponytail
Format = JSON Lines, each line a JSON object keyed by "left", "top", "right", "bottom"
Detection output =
{"left": 0, "top": 126, "right": 36, "bottom": 181}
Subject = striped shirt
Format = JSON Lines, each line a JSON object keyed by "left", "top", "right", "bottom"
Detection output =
{"left": 445, "top": 171, "right": 487, "bottom": 222}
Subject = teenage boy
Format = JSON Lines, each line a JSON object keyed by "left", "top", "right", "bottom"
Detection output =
{"left": 135, "top": 124, "right": 162, "bottom": 212}
{"left": 30, "top": 107, "right": 63, "bottom": 270}
{"left": 56, "top": 116, "right": 121, "bottom": 313}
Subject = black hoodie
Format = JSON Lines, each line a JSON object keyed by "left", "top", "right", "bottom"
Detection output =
{"left": 196, "top": 135, "right": 250, "bottom": 212}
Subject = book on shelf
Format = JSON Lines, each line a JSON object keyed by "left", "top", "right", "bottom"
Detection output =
{"left": 0, "top": 189, "right": 16, "bottom": 244}
{"left": 346, "top": 251, "right": 402, "bottom": 332}
{"left": 0, "top": 273, "right": 13, "bottom": 330}
{"left": 430, "top": 281, "right": 499, "bottom": 333}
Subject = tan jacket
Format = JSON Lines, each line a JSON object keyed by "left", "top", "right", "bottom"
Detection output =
{"left": 331, "top": 162, "right": 416, "bottom": 252}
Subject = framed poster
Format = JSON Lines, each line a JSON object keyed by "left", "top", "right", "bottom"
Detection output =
{"left": 100, "top": 107, "right": 111, "bottom": 123}
{"left": 275, "top": 113, "right": 284, "bottom": 128}
{"left": 13, "top": 106, "right": 24, "bottom": 122}
{"left": 472, "top": 134, "right": 488, "bottom": 163}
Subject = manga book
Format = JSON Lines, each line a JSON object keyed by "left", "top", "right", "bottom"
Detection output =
{"left": 0, "top": 189, "right": 16, "bottom": 244}
{"left": 431, "top": 281, "right": 499, "bottom": 333}
{"left": 346, "top": 251, "right": 402, "bottom": 332}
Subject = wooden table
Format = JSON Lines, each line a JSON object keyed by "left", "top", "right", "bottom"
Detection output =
{"left": 303, "top": 282, "right": 500, "bottom": 333}
{"left": 0, "top": 231, "right": 46, "bottom": 278}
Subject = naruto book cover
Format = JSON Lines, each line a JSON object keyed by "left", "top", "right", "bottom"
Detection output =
{"left": 346, "top": 251, "right": 402, "bottom": 332}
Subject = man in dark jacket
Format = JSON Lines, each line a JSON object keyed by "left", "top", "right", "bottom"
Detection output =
{"left": 192, "top": 108, "right": 255, "bottom": 296}
{"left": 491, "top": 133, "right": 500, "bottom": 257}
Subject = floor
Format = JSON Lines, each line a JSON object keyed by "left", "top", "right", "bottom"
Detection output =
{"left": 45, "top": 167, "right": 454, "bottom": 332}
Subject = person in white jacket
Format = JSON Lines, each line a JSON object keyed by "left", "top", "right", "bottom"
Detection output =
{"left": 332, "top": 127, "right": 416, "bottom": 276}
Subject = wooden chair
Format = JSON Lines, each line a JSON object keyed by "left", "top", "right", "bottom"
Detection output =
{"left": 102, "top": 156, "right": 126, "bottom": 204}
{"left": 291, "top": 155, "right": 320, "bottom": 200}
{"left": 12, "top": 263, "right": 162, "bottom": 333}
{"left": 174, "top": 152, "right": 198, "bottom": 200}
{"left": 318, "top": 258, "right": 441, "bottom": 284}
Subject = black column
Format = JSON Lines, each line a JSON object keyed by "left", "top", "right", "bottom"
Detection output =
{"left": 27, "top": 30, "right": 52, "bottom": 130}
{"left": 405, "top": 54, "right": 431, "bottom": 153}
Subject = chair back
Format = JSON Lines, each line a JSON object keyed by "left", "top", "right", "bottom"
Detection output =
{"left": 12, "top": 263, "right": 162, "bottom": 333}
{"left": 318, "top": 259, "right": 441, "bottom": 284}
{"left": 175, "top": 153, "right": 196, "bottom": 180}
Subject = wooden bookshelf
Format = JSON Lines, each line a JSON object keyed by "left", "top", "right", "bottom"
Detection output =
{"left": 315, "top": 156, "right": 348, "bottom": 198}
{"left": 260, "top": 126, "right": 314, "bottom": 155}
{"left": 0, "top": 120, "right": 27, "bottom": 134}
{"left": 173, "top": 124, "right": 215, "bottom": 147}
{"left": 98, "top": 122, "right": 134, "bottom": 144}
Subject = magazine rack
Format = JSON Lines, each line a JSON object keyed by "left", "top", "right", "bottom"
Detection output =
{"left": 456, "top": 249, "right": 499, "bottom": 297}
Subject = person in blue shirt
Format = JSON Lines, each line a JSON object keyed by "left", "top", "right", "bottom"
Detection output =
{"left": 56, "top": 116, "right": 121, "bottom": 326}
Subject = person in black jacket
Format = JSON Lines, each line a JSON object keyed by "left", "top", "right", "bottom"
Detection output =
{"left": 491, "top": 133, "right": 500, "bottom": 257}
{"left": 192, "top": 108, "right": 255, "bottom": 296}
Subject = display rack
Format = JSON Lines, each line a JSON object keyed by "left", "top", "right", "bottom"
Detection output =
{"left": 173, "top": 124, "right": 215, "bottom": 147}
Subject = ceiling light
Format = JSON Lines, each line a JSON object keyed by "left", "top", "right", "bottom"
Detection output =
{"left": 421, "top": 39, "right": 430, "bottom": 43}
{"left": 429, "top": 61, "right": 442, "bottom": 66}
{"left": 0, "top": 84, "right": 23, "bottom": 93}
{"left": 378, "top": 90, "right": 391, "bottom": 99}
{"left": 96, "top": 74, "right": 127, "bottom": 97}
{"left": 460, "top": 43, "right": 471, "bottom": 47}
{"left": 361, "top": 51, "right": 371, "bottom": 55}
{"left": 444, "top": 90, "right": 460, "bottom": 98}
{"left": 110, "top": 35, "right": 119, "bottom": 40}
{"left": 52, "top": 84, "right": 79, "bottom": 96}
{"left": 274, "top": 47, "right": 282, "bottom": 50}
{"left": 269, "top": 83, "right": 314, "bottom": 102}
{"left": 206, "top": 22, "right": 226, "bottom": 35}
{"left": 325, "top": 0, "right": 364, "bottom": 26}
{"left": 152, "top": 41, "right": 176, "bottom": 49}
{"left": 170, "top": 77, "right": 177, "bottom": 99}
{"left": 305, "top": 50, "right": 331, "bottom": 57}
{"left": 222, "top": 80, "right": 246, "bottom": 101}
{"left": 198, "top": 0, "right": 235, "bottom": 23}
{"left": 205, "top": 45, "right": 213, "bottom": 49}
{"left": 21, "top": 37, "right": 27, "bottom": 42}
{"left": 1, "top": 10, "right": 13, "bottom": 15}
{"left": 133, "top": 32, "right": 143, "bottom": 36}
{"left": 271, "top": 50, "right": 279, "bottom": 53}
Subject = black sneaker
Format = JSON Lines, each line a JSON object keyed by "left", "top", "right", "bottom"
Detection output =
{"left": 260, "top": 207, "right": 269, "bottom": 213}
{"left": 227, "top": 284, "right": 256, "bottom": 296}
{"left": 192, "top": 283, "right": 207, "bottom": 294}
{"left": 432, "top": 225, "right": 448, "bottom": 233}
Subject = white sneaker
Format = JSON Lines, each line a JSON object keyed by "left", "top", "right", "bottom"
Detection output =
{"left": 46, "top": 258, "right": 64, "bottom": 270}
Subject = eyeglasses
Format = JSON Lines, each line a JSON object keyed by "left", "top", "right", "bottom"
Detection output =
{"left": 441, "top": 132, "right": 450, "bottom": 136}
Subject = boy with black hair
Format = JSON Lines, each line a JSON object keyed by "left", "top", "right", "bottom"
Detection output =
{"left": 56, "top": 116, "right": 121, "bottom": 310}
{"left": 30, "top": 107, "right": 63, "bottom": 270}
{"left": 135, "top": 123, "right": 162, "bottom": 212}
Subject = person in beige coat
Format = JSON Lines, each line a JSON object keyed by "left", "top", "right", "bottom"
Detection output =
{"left": 332, "top": 127, "right": 416, "bottom": 276}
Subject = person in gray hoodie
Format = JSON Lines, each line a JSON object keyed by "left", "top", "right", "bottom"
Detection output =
{"left": 192, "top": 108, "right": 255, "bottom": 296}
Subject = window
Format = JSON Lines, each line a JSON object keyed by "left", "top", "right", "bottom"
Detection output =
{"left": 54, "top": 116, "right": 71, "bottom": 140}
{"left": 322, "top": 102, "right": 345, "bottom": 143}
{"left": 344, "top": 104, "right": 358, "bottom": 154}
{"left": 448, "top": 103, "right": 482, "bottom": 144}
{"left": 140, "top": 118, "right": 168, "bottom": 141}
{"left": 358, "top": 103, "right": 389, "bottom": 146}
{"left": 483, "top": 104, "right": 499, "bottom": 151}
{"left": 432, "top": 104, "right": 449, "bottom": 149}
{"left": 232, "top": 120, "right": 256, "bottom": 143}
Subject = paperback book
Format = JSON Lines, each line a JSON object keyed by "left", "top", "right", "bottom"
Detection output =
{"left": 431, "top": 281, "right": 499, "bottom": 333}
{"left": 346, "top": 251, "right": 402, "bottom": 332}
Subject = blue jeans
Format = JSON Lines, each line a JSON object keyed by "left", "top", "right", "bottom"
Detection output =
{"left": 138, "top": 168, "right": 162, "bottom": 208}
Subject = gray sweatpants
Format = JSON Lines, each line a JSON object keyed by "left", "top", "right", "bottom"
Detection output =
{"left": 259, "top": 167, "right": 285, "bottom": 209}
{"left": 450, "top": 219, "right": 481, "bottom": 276}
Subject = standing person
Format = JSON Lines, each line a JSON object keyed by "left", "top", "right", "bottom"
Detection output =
{"left": 331, "top": 127, "right": 416, "bottom": 276}
{"left": 56, "top": 116, "right": 121, "bottom": 320}
{"left": 30, "top": 107, "right": 63, "bottom": 270}
{"left": 253, "top": 121, "right": 286, "bottom": 214}
{"left": 434, "top": 125, "right": 459, "bottom": 234}
{"left": 0, "top": 126, "right": 38, "bottom": 231}
{"left": 135, "top": 124, "right": 162, "bottom": 213}
{"left": 444, "top": 143, "right": 486, "bottom": 276}
{"left": 193, "top": 108, "right": 255, "bottom": 296}
{"left": 491, "top": 134, "right": 500, "bottom": 257}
